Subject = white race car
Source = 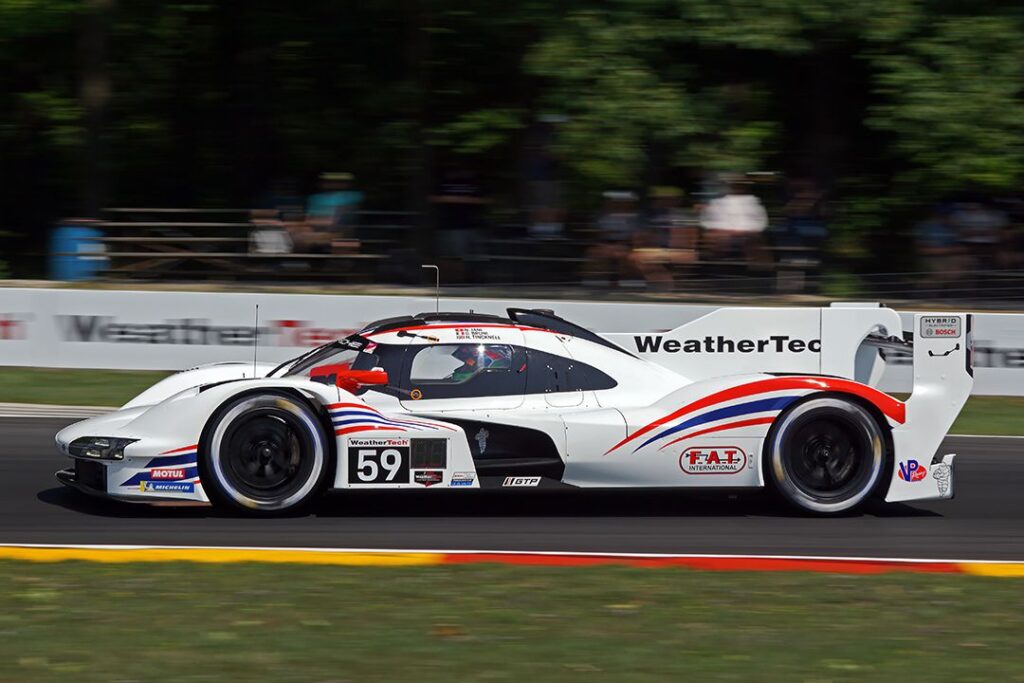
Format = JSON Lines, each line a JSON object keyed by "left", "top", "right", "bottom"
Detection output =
{"left": 55, "top": 303, "right": 971, "bottom": 515}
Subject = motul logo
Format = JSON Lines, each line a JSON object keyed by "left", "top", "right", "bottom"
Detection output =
{"left": 679, "top": 447, "right": 747, "bottom": 475}
{"left": 149, "top": 468, "right": 186, "bottom": 480}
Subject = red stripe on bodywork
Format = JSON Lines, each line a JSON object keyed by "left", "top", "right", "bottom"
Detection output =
{"left": 365, "top": 323, "right": 553, "bottom": 338}
{"left": 607, "top": 376, "right": 904, "bottom": 454}
{"left": 441, "top": 553, "right": 961, "bottom": 575}
{"left": 160, "top": 444, "right": 199, "bottom": 455}
{"left": 327, "top": 402, "right": 456, "bottom": 431}
{"left": 335, "top": 425, "right": 408, "bottom": 436}
{"left": 657, "top": 416, "right": 776, "bottom": 451}
{"left": 327, "top": 402, "right": 382, "bottom": 412}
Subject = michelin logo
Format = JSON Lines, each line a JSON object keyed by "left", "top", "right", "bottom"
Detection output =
{"left": 140, "top": 481, "right": 195, "bottom": 494}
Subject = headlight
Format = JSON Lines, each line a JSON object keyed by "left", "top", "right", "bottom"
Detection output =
{"left": 68, "top": 437, "right": 138, "bottom": 460}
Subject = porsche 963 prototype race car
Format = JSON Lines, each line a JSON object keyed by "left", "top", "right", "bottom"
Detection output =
{"left": 56, "top": 303, "right": 972, "bottom": 514}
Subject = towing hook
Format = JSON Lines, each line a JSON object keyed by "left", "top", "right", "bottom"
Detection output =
{"left": 928, "top": 343, "right": 960, "bottom": 357}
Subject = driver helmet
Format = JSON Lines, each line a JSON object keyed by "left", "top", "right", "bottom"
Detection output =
{"left": 450, "top": 344, "right": 511, "bottom": 369}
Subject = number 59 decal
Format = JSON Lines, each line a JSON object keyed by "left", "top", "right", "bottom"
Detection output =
{"left": 347, "top": 446, "right": 410, "bottom": 485}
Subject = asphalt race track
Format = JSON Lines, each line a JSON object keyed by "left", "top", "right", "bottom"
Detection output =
{"left": 3, "top": 418, "right": 1023, "bottom": 561}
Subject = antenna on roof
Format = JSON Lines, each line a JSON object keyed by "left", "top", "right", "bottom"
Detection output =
{"left": 252, "top": 304, "right": 259, "bottom": 378}
{"left": 421, "top": 264, "right": 439, "bottom": 313}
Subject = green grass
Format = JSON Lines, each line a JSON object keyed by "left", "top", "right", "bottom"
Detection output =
{"left": 1, "top": 367, "right": 1022, "bottom": 436}
{"left": 1, "top": 560, "right": 1022, "bottom": 682}
{"left": 0, "top": 367, "right": 169, "bottom": 407}
{"left": 949, "top": 396, "right": 1024, "bottom": 436}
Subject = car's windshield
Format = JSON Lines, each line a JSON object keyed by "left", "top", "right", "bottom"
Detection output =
{"left": 285, "top": 345, "right": 382, "bottom": 381}
{"left": 269, "top": 334, "right": 369, "bottom": 378}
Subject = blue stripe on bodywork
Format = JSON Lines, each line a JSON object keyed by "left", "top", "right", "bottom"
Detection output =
{"left": 330, "top": 409, "right": 441, "bottom": 429}
{"left": 634, "top": 395, "right": 799, "bottom": 451}
{"left": 333, "top": 417, "right": 427, "bottom": 431}
{"left": 144, "top": 452, "right": 197, "bottom": 468}
{"left": 331, "top": 414, "right": 437, "bottom": 429}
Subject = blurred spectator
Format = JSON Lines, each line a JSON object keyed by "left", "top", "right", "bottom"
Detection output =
{"left": 525, "top": 118, "right": 565, "bottom": 239}
{"left": 631, "top": 187, "right": 699, "bottom": 291}
{"left": 308, "top": 172, "right": 363, "bottom": 231}
{"left": 949, "top": 201, "right": 1007, "bottom": 268}
{"left": 584, "top": 191, "right": 639, "bottom": 284}
{"left": 431, "top": 166, "right": 487, "bottom": 282}
{"left": 916, "top": 206, "right": 973, "bottom": 291}
{"left": 248, "top": 209, "right": 292, "bottom": 254}
{"left": 304, "top": 172, "right": 362, "bottom": 254}
{"left": 700, "top": 176, "right": 768, "bottom": 260}
{"left": 780, "top": 179, "right": 829, "bottom": 253}
{"left": 527, "top": 205, "right": 566, "bottom": 239}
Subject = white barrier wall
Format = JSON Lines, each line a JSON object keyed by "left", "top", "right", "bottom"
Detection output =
{"left": 1, "top": 287, "right": 1022, "bottom": 395}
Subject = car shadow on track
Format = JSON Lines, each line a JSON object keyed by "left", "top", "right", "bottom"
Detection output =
{"left": 37, "top": 486, "right": 941, "bottom": 520}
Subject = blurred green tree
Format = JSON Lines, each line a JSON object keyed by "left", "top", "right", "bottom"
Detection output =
{"left": 3, "top": 0, "right": 1024, "bottom": 275}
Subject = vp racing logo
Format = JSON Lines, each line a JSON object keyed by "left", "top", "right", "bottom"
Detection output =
{"left": 634, "top": 335, "right": 821, "bottom": 354}
{"left": 58, "top": 316, "right": 356, "bottom": 347}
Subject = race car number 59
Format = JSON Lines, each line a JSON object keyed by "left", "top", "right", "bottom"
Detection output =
{"left": 348, "top": 446, "right": 410, "bottom": 484}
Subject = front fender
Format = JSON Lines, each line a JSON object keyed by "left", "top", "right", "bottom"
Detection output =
{"left": 122, "top": 362, "right": 279, "bottom": 410}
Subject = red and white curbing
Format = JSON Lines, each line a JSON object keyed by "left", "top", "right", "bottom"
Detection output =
{"left": 0, "top": 544, "right": 1022, "bottom": 577}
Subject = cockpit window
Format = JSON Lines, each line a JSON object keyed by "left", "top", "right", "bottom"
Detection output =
{"left": 405, "top": 344, "right": 525, "bottom": 400}
{"left": 410, "top": 344, "right": 513, "bottom": 384}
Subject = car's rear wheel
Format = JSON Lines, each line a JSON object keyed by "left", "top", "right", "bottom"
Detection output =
{"left": 766, "top": 396, "right": 885, "bottom": 514}
{"left": 201, "top": 392, "right": 328, "bottom": 514}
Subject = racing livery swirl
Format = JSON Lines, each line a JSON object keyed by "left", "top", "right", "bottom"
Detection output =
{"left": 55, "top": 304, "right": 972, "bottom": 514}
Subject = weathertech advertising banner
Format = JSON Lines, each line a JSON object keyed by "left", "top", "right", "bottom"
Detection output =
{"left": 1, "top": 287, "right": 1022, "bottom": 395}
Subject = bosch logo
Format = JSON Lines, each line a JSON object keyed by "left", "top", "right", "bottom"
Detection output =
{"left": 679, "top": 447, "right": 747, "bottom": 474}
{"left": 897, "top": 459, "right": 927, "bottom": 482}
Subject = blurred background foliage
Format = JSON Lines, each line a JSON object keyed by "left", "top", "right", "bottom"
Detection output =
{"left": 3, "top": 0, "right": 1024, "bottom": 270}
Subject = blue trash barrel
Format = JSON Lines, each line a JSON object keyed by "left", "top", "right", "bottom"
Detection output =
{"left": 50, "top": 223, "right": 107, "bottom": 281}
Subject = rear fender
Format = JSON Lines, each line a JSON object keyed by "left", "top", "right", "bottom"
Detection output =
{"left": 886, "top": 313, "right": 972, "bottom": 502}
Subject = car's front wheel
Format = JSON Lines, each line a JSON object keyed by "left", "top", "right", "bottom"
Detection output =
{"left": 766, "top": 396, "right": 886, "bottom": 514}
{"left": 201, "top": 392, "right": 329, "bottom": 514}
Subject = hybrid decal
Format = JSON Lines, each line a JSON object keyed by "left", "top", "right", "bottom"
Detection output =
{"left": 633, "top": 335, "right": 821, "bottom": 354}
{"left": 920, "top": 316, "right": 961, "bottom": 339}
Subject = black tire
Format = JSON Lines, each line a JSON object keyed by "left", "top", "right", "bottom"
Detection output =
{"left": 200, "top": 392, "right": 329, "bottom": 514}
{"left": 766, "top": 396, "right": 885, "bottom": 514}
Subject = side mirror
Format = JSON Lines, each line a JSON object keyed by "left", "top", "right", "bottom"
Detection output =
{"left": 335, "top": 368, "right": 389, "bottom": 394}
